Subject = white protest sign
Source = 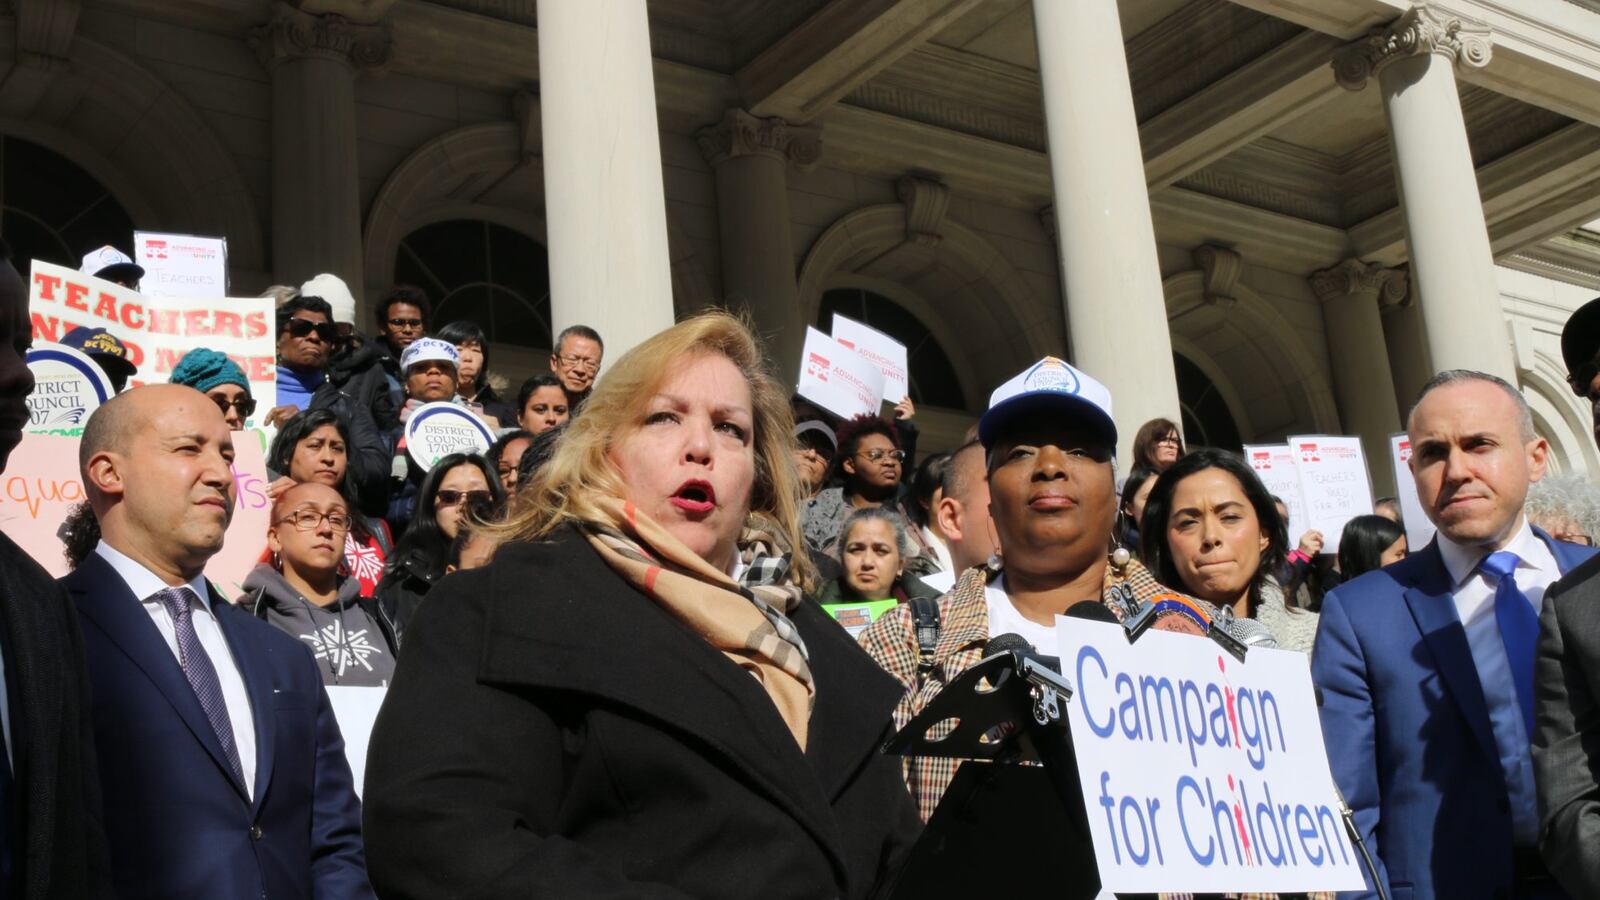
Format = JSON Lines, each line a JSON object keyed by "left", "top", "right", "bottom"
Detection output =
{"left": 325, "top": 685, "right": 387, "bottom": 798}
{"left": 0, "top": 432, "right": 273, "bottom": 598}
{"left": 1389, "top": 433, "right": 1436, "bottom": 553}
{"left": 1242, "top": 444, "right": 1307, "bottom": 545}
{"left": 1287, "top": 436, "right": 1374, "bottom": 555}
{"left": 404, "top": 402, "right": 494, "bottom": 471}
{"left": 830, "top": 314, "right": 909, "bottom": 403}
{"left": 25, "top": 343, "right": 113, "bottom": 434}
{"left": 28, "top": 260, "right": 276, "bottom": 426}
{"left": 1057, "top": 619, "right": 1366, "bottom": 894}
{"left": 134, "top": 231, "right": 229, "bottom": 298}
{"left": 796, "top": 326, "right": 886, "bottom": 420}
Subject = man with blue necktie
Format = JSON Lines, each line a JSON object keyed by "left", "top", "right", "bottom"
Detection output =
{"left": 1314, "top": 369, "right": 1594, "bottom": 900}
{"left": 66, "top": 383, "right": 373, "bottom": 899}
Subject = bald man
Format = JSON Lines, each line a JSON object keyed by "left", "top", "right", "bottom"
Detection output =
{"left": 65, "top": 385, "right": 373, "bottom": 900}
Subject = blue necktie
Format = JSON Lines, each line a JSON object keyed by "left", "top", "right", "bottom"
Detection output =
{"left": 155, "top": 587, "right": 246, "bottom": 788}
{"left": 1480, "top": 551, "right": 1539, "bottom": 737}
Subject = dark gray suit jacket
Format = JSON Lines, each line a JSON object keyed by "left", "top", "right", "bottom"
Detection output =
{"left": 1535, "top": 551, "right": 1600, "bottom": 894}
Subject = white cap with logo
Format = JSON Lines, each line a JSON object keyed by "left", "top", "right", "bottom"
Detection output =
{"left": 80, "top": 245, "right": 145, "bottom": 283}
{"left": 977, "top": 356, "right": 1116, "bottom": 449}
{"left": 400, "top": 337, "right": 459, "bottom": 372}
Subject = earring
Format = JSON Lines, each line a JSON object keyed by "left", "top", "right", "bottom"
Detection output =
{"left": 984, "top": 552, "right": 1002, "bottom": 574}
{"left": 1110, "top": 545, "right": 1132, "bottom": 574}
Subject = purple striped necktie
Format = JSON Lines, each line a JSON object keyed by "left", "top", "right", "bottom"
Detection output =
{"left": 154, "top": 586, "right": 246, "bottom": 788}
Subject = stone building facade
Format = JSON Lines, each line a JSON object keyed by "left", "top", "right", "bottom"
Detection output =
{"left": 5, "top": 0, "right": 1600, "bottom": 486}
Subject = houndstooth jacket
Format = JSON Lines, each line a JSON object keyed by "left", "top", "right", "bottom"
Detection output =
{"left": 856, "top": 562, "right": 1330, "bottom": 900}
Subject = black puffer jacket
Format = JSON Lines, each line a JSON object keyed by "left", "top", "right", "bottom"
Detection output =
{"left": 310, "top": 339, "right": 396, "bottom": 516}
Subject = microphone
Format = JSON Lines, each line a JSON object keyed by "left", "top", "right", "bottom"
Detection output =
{"left": 1219, "top": 615, "right": 1279, "bottom": 650}
{"left": 982, "top": 603, "right": 1120, "bottom": 673}
{"left": 984, "top": 632, "right": 1058, "bottom": 673}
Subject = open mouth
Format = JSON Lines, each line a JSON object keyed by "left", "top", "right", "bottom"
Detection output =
{"left": 671, "top": 480, "right": 716, "bottom": 515}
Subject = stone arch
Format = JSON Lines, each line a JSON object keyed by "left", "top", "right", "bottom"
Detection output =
{"left": 1521, "top": 350, "right": 1600, "bottom": 476}
{"left": 796, "top": 203, "right": 1060, "bottom": 411}
{"left": 1162, "top": 270, "right": 1340, "bottom": 441}
{"left": 363, "top": 121, "right": 714, "bottom": 323}
{"left": 0, "top": 27, "right": 266, "bottom": 277}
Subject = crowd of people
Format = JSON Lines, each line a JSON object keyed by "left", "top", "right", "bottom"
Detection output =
{"left": 6, "top": 237, "right": 1600, "bottom": 900}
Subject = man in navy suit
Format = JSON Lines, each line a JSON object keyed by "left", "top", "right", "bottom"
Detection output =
{"left": 1314, "top": 369, "right": 1594, "bottom": 900}
{"left": 66, "top": 383, "right": 373, "bottom": 900}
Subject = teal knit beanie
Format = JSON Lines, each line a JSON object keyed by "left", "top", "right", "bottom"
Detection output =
{"left": 170, "top": 348, "right": 250, "bottom": 396}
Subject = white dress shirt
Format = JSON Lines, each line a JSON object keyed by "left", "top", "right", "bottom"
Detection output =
{"left": 1435, "top": 518, "right": 1559, "bottom": 846}
{"left": 95, "top": 542, "right": 256, "bottom": 799}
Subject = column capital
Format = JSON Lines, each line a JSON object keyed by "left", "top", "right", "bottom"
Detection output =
{"left": 695, "top": 108, "right": 821, "bottom": 171}
{"left": 897, "top": 174, "right": 949, "bottom": 247}
{"left": 1333, "top": 4, "right": 1492, "bottom": 91}
{"left": 1311, "top": 259, "right": 1409, "bottom": 307}
{"left": 251, "top": 2, "right": 393, "bottom": 72}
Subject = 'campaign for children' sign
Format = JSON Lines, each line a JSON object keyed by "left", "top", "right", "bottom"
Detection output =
{"left": 1057, "top": 619, "right": 1365, "bottom": 894}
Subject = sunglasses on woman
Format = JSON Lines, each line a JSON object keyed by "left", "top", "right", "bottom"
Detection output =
{"left": 213, "top": 395, "right": 257, "bottom": 418}
{"left": 282, "top": 317, "right": 338, "bottom": 343}
{"left": 436, "top": 489, "right": 494, "bottom": 508}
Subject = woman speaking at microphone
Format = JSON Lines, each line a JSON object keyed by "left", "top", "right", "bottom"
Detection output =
{"left": 362, "top": 312, "right": 919, "bottom": 899}
{"left": 860, "top": 357, "right": 1203, "bottom": 822}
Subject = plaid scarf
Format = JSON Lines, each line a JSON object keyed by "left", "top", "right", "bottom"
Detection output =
{"left": 580, "top": 496, "right": 816, "bottom": 749}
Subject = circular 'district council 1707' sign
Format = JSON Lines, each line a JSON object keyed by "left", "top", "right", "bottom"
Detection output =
{"left": 26, "top": 342, "right": 115, "bottom": 433}
{"left": 404, "top": 401, "right": 495, "bottom": 471}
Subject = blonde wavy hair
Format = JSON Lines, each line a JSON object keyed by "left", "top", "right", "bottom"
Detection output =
{"left": 490, "top": 311, "right": 812, "bottom": 589}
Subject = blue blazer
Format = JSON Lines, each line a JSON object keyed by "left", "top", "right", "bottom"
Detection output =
{"left": 1312, "top": 528, "right": 1595, "bottom": 900}
{"left": 64, "top": 552, "right": 373, "bottom": 900}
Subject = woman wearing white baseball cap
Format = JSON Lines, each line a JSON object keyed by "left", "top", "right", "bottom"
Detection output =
{"left": 860, "top": 356, "right": 1205, "bottom": 821}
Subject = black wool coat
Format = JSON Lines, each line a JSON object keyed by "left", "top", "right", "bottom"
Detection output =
{"left": 363, "top": 524, "right": 921, "bottom": 899}
{"left": 0, "top": 533, "right": 112, "bottom": 899}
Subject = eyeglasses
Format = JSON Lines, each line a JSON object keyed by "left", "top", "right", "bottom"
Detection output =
{"left": 387, "top": 317, "right": 425, "bottom": 332}
{"left": 283, "top": 317, "right": 337, "bottom": 343}
{"left": 275, "top": 510, "right": 352, "bottom": 533}
{"left": 213, "top": 396, "right": 257, "bottom": 418}
{"left": 856, "top": 448, "right": 905, "bottom": 464}
{"left": 436, "top": 489, "right": 494, "bottom": 508}
{"left": 1553, "top": 531, "right": 1595, "bottom": 547}
{"left": 797, "top": 444, "right": 834, "bottom": 461}
{"left": 555, "top": 354, "right": 600, "bottom": 373}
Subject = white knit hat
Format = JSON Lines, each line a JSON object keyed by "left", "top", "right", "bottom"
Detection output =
{"left": 300, "top": 273, "right": 357, "bottom": 325}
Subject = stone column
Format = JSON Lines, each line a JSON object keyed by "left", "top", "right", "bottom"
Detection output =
{"left": 696, "top": 109, "right": 819, "bottom": 382}
{"left": 537, "top": 0, "right": 675, "bottom": 363}
{"left": 1031, "top": 0, "right": 1182, "bottom": 466}
{"left": 1334, "top": 4, "right": 1515, "bottom": 382}
{"left": 1312, "top": 260, "right": 1407, "bottom": 495}
{"left": 253, "top": 4, "right": 390, "bottom": 306}
{"left": 1382, "top": 274, "right": 1434, "bottom": 417}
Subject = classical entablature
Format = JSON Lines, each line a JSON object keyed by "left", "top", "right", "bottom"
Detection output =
{"left": 362, "top": 120, "right": 714, "bottom": 330}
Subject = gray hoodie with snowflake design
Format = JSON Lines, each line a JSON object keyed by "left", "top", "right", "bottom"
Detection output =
{"left": 243, "top": 564, "right": 397, "bottom": 687}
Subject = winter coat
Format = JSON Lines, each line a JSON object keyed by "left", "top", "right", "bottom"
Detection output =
{"left": 362, "top": 524, "right": 921, "bottom": 899}
{"left": 243, "top": 565, "right": 398, "bottom": 686}
{"left": 309, "top": 341, "right": 396, "bottom": 516}
{"left": 373, "top": 547, "right": 440, "bottom": 649}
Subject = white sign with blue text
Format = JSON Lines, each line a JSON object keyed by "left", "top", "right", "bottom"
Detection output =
{"left": 1056, "top": 619, "right": 1366, "bottom": 894}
